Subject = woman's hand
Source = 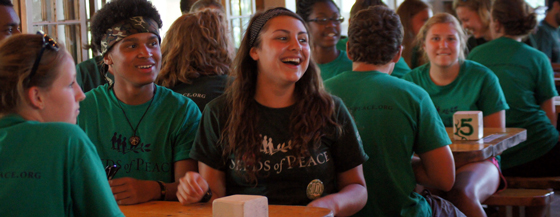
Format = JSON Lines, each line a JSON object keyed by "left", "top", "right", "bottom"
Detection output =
{"left": 177, "top": 171, "right": 209, "bottom": 205}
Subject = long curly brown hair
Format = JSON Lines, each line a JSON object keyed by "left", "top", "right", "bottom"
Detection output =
{"left": 220, "top": 8, "right": 340, "bottom": 183}
{"left": 156, "top": 9, "right": 233, "bottom": 88}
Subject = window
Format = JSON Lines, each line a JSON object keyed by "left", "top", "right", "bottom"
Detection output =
{"left": 226, "top": 0, "right": 255, "bottom": 48}
{"left": 25, "top": 0, "right": 88, "bottom": 63}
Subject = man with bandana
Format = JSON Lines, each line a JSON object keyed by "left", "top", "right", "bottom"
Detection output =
{"left": 77, "top": 0, "right": 201, "bottom": 205}
{"left": 533, "top": 0, "right": 560, "bottom": 63}
{"left": 0, "top": 0, "right": 21, "bottom": 41}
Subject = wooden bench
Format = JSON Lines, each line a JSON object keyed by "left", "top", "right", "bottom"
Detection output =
{"left": 483, "top": 188, "right": 554, "bottom": 217}
{"left": 506, "top": 176, "right": 560, "bottom": 190}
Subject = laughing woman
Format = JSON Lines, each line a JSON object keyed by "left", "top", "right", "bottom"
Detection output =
{"left": 403, "top": 13, "right": 509, "bottom": 217}
{"left": 297, "top": 0, "right": 352, "bottom": 81}
{"left": 0, "top": 34, "right": 123, "bottom": 217}
{"left": 176, "top": 8, "right": 368, "bottom": 216}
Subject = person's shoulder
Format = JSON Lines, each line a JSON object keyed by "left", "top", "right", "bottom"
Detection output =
{"left": 81, "top": 84, "right": 110, "bottom": 106}
{"left": 463, "top": 60, "right": 494, "bottom": 75}
{"left": 30, "top": 121, "right": 89, "bottom": 141}
{"left": 205, "top": 94, "right": 229, "bottom": 110}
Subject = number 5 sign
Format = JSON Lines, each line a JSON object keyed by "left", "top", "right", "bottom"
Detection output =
{"left": 453, "top": 111, "right": 483, "bottom": 140}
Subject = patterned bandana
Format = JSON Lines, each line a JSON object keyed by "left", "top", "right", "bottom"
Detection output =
{"left": 100, "top": 16, "right": 161, "bottom": 55}
{"left": 249, "top": 7, "right": 294, "bottom": 48}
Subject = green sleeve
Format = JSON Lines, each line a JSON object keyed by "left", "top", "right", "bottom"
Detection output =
{"left": 477, "top": 71, "right": 509, "bottom": 115}
{"left": 331, "top": 97, "right": 369, "bottom": 173}
{"left": 190, "top": 99, "right": 228, "bottom": 170}
{"left": 414, "top": 95, "right": 451, "bottom": 154}
{"left": 70, "top": 128, "right": 124, "bottom": 217}
{"left": 173, "top": 99, "right": 202, "bottom": 162}
{"left": 535, "top": 56, "right": 558, "bottom": 105}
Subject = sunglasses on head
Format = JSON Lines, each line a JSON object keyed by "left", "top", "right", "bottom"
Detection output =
{"left": 27, "top": 31, "right": 59, "bottom": 82}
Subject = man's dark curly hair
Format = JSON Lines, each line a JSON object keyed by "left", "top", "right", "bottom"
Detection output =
{"left": 90, "top": 0, "right": 162, "bottom": 54}
{"left": 348, "top": 5, "right": 403, "bottom": 65}
{"left": 0, "top": 0, "right": 14, "bottom": 6}
{"left": 296, "top": 0, "right": 340, "bottom": 22}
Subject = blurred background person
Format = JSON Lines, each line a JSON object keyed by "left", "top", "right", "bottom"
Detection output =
{"left": 397, "top": 0, "right": 433, "bottom": 69}
{"left": 156, "top": 9, "right": 233, "bottom": 111}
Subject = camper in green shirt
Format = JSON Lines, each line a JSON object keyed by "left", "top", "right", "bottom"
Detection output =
{"left": 78, "top": 0, "right": 201, "bottom": 205}
{"left": 326, "top": 6, "right": 463, "bottom": 217}
{"left": 296, "top": 0, "right": 352, "bottom": 81}
{"left": 468, "top": 0, "right": 560, "bottom": 177}
{"left": 0, "top": 34, "right": 122, "bottom": 217}
{"left": 403, "top": 13, "right": 508, "bottom": 217}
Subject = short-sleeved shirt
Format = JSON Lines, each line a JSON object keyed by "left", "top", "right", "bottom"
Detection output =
{"left": 0, "top": 115, "right": 123, "bottom": 217}
{"left": 336, "top": 37, "right": 411, "bottom": 78}
{"left": 318, "top": 50, "right": 353, "bottom": 81}
{"left": 77, "top": 84, "right": 201, "bottom": 182}
{"left": 168, "top": 75, "right": 229, "bottom": 111}
{"left": 190, "top": 95, "right": 368, "bottom": 205}
{"left": 76, "top": 56, "right": 114, "bottom": 93}
{"left": 468, "top": 37, "right": 559, "bottom": 169}
{"left": 533, "top": 20, "right": 560, "bottom": 63}
{"left": 402, "top": 60, "right": 509, "bottom": 127}
{"left": 325, "top": 71, "right": 451, "bottom": 217}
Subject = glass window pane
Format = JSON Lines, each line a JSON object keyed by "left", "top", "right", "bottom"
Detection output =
{"left": 241, "top": 0, "right": 252, "bottom": 16}
{"left": 32, "top": 24, "right": 83, "bottom": 63}
{"left": 58, "top": 0, "right": 80, "bottom": 21}
{"left": 230, "top": 0, "right": 240, "bottom": 16}
{"left": 32, "top": 0, "right": 49, "bottom": 22}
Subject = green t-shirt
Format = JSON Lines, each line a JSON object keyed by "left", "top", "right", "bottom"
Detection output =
{"left": 77, "top": 84, "right": 201, "bottom": 182}
{"left": 336, "top": 37, "right": 411, "bottom": 78}
{"left": 533, "top": 20, "right": 560, "bottom": 63}
{"left": 402, "top": 60, "right": 509, "bottom": 127}
{"left": 0, "top": 115, "right": 123, "bottom": 217}
{"left": 324, "top": 71, "right": 451, "bottom": 217}
{"left": 169, "top": 75, "right": 229, "bottom": 111}
{"left": 318, "top": 50, "right": 353, "bottom": 81}
{"left": 76, "top": 56, "right": 114, "bottom": 93}
{"left": 468, "top": 37, "right": 559, "bottom": 169}
{"left": 190, "top": 95, "right": 368, "bottom": 205}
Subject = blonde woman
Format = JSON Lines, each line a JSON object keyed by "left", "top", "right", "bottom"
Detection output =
{"left": 0, "top": 33, "right": 123, "bottom": 216}
{"left": 403, "top": 13, "right": 508, "bottom": 217}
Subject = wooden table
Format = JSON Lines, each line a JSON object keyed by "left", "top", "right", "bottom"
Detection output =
{"left": 446, "top": 128, "right": 526, "bottom": 168}
{"left": 119, "top": 201, "right": 334, "bottom": 217}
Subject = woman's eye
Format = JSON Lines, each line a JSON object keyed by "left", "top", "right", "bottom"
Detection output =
{"left": 150, "top": 42, "right": 159, "bottom": 46}
{"left": 278, "top": 37, "right": 287, "bottom": 40}
{"left": 299, "top": 38, "right": 308, "bottom": 43}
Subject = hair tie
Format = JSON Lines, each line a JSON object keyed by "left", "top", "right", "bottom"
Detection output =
{"left": 249, "top": 7, "right": 293, "bottom": 48}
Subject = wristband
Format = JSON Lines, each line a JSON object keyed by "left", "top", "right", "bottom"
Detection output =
{"left": 199, "top": 187, "right": 212, "bottom": 203}
{"left": 156, "top": 181, "right": 166, "bottom": 201}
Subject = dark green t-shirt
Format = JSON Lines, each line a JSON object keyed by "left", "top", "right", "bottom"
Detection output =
{"left": 403, "top": 60, "right": 509, "bottom": 127}
{"left": 0, "top": 115, "right": 123, "bottom": 217}
{"left": 325, "top": 71, "right": 451, "bottom": 217}
{"left": 468, "top": 37, "right": 559, "bottom": 169}
{"left": 169, "top": 75, "right": 229, "bottom": 111}
{"left": 533, "top": 20, "right": 560, "bottom": 63}
{"left": 76, "top": 56, "right": 114, "bottom": 93}
{"left": 336, "top": 37, "right": 411, "bottom": 78}
{"left": 190, "top": 95, "right": 368, "bottom": 205}
{"left": 318, "top": 50, "right": 353, "bottom": 81}
{"left": 77, "top": 84, "right": 201, "bottom": 182}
